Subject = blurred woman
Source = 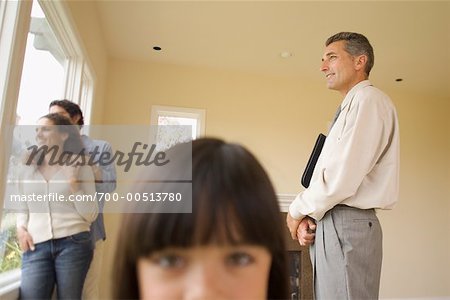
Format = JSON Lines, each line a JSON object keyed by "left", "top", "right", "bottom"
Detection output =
{"left": 16, "top": 113, "right": 97, "bottom": 299}
{"left": 113, "top": 138, "right": 289, "bottom": 300}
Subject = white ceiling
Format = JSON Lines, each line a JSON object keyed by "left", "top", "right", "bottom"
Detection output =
{"left": 93, "top": 1, "right": 450, "bottom": 98}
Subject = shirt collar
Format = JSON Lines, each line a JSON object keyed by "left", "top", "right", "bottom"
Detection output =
{"left": 340, "top": 80, "right": 372, "bottom": 111}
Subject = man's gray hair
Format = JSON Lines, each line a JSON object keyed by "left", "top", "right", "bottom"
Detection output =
{"left": 326, "top": 32, "right": 374, "bottom": 76}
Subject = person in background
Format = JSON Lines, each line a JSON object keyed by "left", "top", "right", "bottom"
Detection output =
{"left": 113, "top": 138, "right": 289, "bottom": 300}
{"left": 286, "top": 32, "right": 400, "bottom": 299}
{"left": 17, "top": 113, "right": 98, "bottom": 299}
{"left": 49, "top": 100, "right": 116, "bottom": 299}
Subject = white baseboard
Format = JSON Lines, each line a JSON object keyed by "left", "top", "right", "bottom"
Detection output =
{"left": 277, "top": 193, "right": 296, "bottom": 212}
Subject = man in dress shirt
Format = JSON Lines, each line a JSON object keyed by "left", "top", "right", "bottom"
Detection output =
{"left": 49, "top": 100, "right": 117, "bottom": 300}
{"left": 286, "top": 32, "right": 399, "bottom": 299}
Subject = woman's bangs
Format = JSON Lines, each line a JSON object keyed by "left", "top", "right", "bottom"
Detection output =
{"left": 191, "top": 193, "right": 248, "bottom": 246}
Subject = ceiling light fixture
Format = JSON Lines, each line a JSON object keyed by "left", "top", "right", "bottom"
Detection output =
{"left": 280, "top": 51, "right": 292, "bottom": 59}
{"left": 395, "top": 78, "right": 403, "bottom": 82}
{"left": 153, "top": 46, "right": 162, "bottom": 51}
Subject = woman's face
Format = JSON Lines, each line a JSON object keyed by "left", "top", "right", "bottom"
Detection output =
{"left": 35, "top": 118, "right": 66, "bottom": 148}
{"left": 137, "top": 244, "right": 272, "bottom": 300}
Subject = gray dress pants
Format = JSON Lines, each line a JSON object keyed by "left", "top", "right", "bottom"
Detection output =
{"left": 310, "top": 205, "right": 382, "bottom": 300}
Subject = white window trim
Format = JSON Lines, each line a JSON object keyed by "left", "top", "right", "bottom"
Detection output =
{"left": 38, "top": 0, "right": 95, "bottom": 124}
{"left": 0, "top": 269, "right": 20, "bottom": 299}
{"left": 79, "top": 67, "right": 94, "bottom": 126}
{"left": 0, "top": 0, "right": 95, "bottom": 295}
{"left": 0, "top": 0, "right": 96, "bottom": 215}
{"left": 0, "top": 0, "right": 33, "bottom": 226}
{"left": 150, "top": 105, "right": 206, "bottom": 138}
{"left": 0, "top": 1, "right": 33, "bottom": 296}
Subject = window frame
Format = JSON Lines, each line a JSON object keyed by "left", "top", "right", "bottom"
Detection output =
{"left": 0, "top": 0, "right": 33, "bottom": 228}
{"left": 0, "top": 1, "right": 33, "bottom": 296}
{"left": 0, "top": 0, "right": 95, "bottom": 293}
{"left": 38, "top": 0, "right": 96, "bottom": 118}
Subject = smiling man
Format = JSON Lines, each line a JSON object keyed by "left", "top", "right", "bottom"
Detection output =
{"left": 287, "top": 32, "right": 400, "bottom": 299}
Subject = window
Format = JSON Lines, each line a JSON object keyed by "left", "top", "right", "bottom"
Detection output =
{"left": 0, "top": 0, "right": 95, "bottom": 294}
{"left": 151, "top": 105, "right": 206, "bottom": 149}
{"left": 15, "top": 1, "right": 66, "bottom": 125}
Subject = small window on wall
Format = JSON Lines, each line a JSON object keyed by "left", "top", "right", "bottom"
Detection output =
{"left": 150, "top": 105, "right": 206, "bottom": 150}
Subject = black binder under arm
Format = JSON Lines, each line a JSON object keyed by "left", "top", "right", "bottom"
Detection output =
{"left": 301, "top": 133, "right": 326, "bottom": 188}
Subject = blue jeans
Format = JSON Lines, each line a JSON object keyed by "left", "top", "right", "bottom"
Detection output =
{"left": 20, "top": 231, "right": 93, "bottom": 300}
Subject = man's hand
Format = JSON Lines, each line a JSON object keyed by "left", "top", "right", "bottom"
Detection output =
{"left": 286, "top": 213, "right": 302, "bottom": 240}
{"left": 17, "top": 226, "right": 35, "bottom": 252}
{"left": 62, "top": 164, "right": 81, "bottom": 193}
{"left": 90, "top": 163, "right": 103, "bottom": 182}
{"left": 297, "top": 217, "right": 316, "bottom": 246}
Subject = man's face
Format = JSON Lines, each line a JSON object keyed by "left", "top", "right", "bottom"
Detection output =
{"left": 320, "top": 40, "right": 360, "bottom": 95}
{"left": 49, "top": 105, "right": 76, "bottom": 124}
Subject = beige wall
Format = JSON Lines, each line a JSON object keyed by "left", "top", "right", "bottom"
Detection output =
{"left": 64, "top": 2, "right": 450, "bottom": 298}
{"left": 102, "top": 59, "right": 344, "bottom": 192}
{"left": 377, "top": 90, "right": 450, "bottom": 298}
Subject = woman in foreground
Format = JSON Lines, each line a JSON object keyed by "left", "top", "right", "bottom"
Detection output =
{"left": 113, "top": 137, "right": 289, "bottom": 300}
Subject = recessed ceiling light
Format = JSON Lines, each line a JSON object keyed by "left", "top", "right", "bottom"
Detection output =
{"left": 153, "top": 46, "right": 162, "bottom": 51}
{"left": 280, "top": 51, "right": 292, "bottom": 59}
